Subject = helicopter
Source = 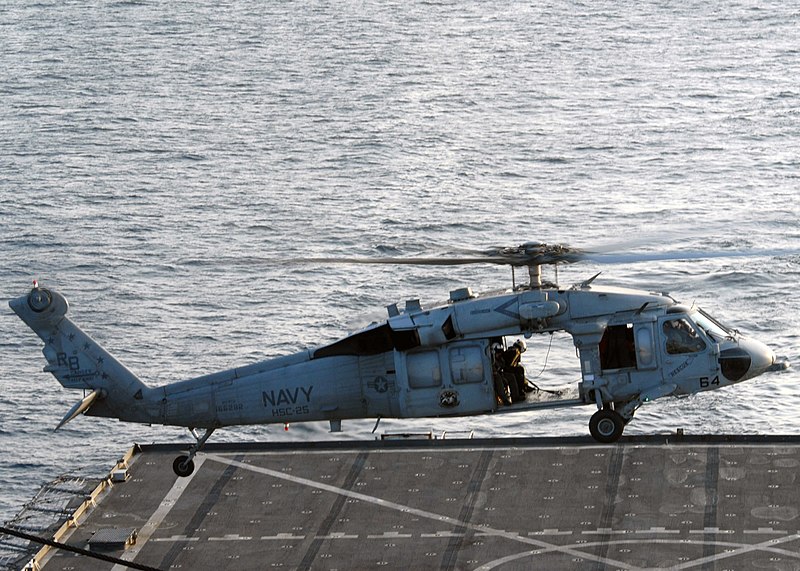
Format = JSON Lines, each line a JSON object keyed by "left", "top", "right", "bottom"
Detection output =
{"left": 9, "top": 242, "right": 789, "bottom": 477}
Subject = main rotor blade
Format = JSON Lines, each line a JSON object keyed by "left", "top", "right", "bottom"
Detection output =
{"left": 585, "top": 248, "right": 800, "bottom": 264}
{"left": 284, "top": 244, "right": 799, "bottom": 268}
{"left": 298, "top": 256, "right": 516, "bottom": 266}
{"left": 298, "top": 242, "right": 587, "bottom": 267}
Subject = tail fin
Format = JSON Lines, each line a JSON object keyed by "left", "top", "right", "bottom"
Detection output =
{"left": 9, "top": 284, "right": 148, "bottom": 399}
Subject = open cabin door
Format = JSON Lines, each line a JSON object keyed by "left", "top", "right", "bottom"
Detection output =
{"left": 599, "top": 321, "right": 664, "bottom": 398}
{"left": 394, "top": 340, "right": 494, "bottom": 418}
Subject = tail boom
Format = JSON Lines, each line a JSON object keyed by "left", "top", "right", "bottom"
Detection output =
{"left": 9, "top": 285, "right": 155, "bottom": 424}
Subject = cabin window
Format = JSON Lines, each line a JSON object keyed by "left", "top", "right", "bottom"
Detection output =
{"left": 599, "top": 324, "right": 637, "bottom": 370}
{"left": 449, "top": 346, "right": 484, "bottom": 384}
{"left": 391, "top": 328, "right": 421, "bottom": 351}
{"left": 408, "top": 351, "right": 442, "bottom": 388}
{"left": 663, "top": 318, "right": 706, "bottom": 355}
{"left": 635, "top": 325, "right": 655, "bottom": 367}
{"left": 441, "top": 315, "right": 456, "bottom": 340}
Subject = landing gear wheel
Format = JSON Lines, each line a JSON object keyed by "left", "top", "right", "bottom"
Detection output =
{"left": 589, "top": 409, "right": 625, "bottom": 443}
{"left": 172, "top": 427, "right": 214, "bottom": 477}
{"left": 173, "top": 455, "right": 195, "bottom": 477}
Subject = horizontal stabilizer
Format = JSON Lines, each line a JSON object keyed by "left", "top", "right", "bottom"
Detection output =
{"left": 55, "top": 389, "right": 101, "bottom": 431}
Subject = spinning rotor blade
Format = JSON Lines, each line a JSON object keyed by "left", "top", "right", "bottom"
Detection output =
{"left": 299, "top": 242, "right": 587, "bottom": 267}
{"left": 289, "top": 242, "right": 799, "bottom": 269}
{"left": 298, "top": 256, "right": 510, "bottom": 266}
{"left": 585, "top": 248, "right": 800, "bottom": 265}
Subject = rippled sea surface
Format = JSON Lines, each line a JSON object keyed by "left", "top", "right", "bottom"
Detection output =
{"left": 2, "top": 0, "right": 800, "bottom": 522}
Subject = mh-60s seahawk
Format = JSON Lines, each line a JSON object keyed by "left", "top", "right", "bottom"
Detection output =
{"left": 9, "top": 243, "right": 789, "bottom": 477}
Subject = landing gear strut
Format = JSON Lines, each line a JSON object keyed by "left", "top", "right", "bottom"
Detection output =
{"left": 173, "top": 427, "right": 215, "bottom": 477}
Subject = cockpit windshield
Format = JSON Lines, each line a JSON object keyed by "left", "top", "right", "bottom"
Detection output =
{"left": 691, "top": 308, "right": 733, "bottom": 342}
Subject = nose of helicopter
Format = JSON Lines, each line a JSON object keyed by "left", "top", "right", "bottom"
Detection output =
{"left": 718, "top": 338, "right": 780, "bottom": 383}
{"left": 741, "top": 338, "right": 780, "bottom": 381}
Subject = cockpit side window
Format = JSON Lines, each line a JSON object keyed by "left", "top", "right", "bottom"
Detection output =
{"left": 663, "top": 318, "right": 706, "bottom": 355}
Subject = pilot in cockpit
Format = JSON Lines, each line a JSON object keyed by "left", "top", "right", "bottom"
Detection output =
{"left": 663, "top": 318, "right": 706, "bottom": 355}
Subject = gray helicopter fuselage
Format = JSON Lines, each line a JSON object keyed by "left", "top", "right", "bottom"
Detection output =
{"left": 9, "top": 282, "right": 779, "bottom": 437}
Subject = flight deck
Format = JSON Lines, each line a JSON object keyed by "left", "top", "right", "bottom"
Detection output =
{"left": 12, "top": 435, "right": 800, "bottom": 570}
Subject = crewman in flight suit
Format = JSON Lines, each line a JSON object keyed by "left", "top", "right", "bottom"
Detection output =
{"left": 491, "top": 342, "right": 512, "bottom": 406}
{"left": 501, "top": 339, "right": 533, "bottom": 403}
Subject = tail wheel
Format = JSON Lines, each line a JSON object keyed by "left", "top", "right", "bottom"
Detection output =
{"left": 173, "top": 455, "right": 195, "bottom": 477}
{"left": 589, "top": 409, "right": 625, "bottom": 443}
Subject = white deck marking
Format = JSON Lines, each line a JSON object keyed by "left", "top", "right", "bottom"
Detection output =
{"left": 209, "top": 534, "right": 253, "bottom": 541}
{"left": 152, "top": 535, "right": 199, "bottom": 542}
{"left": 667, "top": 533, "right": 800, "bottom": 570}
{"left": 475, "top": 537, "right": 800, "bottom": 571}
{"left": 261, "top": 533, "right": 306, "bottom": 540}
{"left": 110, "top": 455, "right": 207, "bottom": 571}
{"left": 368, "top": 532, "right": 413, "bottom": 539}
{"left": 421, "top": 531, "right": 465, "bottom": 538}
{"left": 204, "top": 452, "right": 639, "bottom": 571}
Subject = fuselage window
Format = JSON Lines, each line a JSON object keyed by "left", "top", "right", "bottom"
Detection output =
{"left": 407, "top": 350, "right": 442, "bottom": 388}
{"left": 450, "top": 346, "right": 485, "bottom": 384}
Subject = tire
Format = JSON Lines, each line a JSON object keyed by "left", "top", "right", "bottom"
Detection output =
{"left": 173, "top": 455, "right": 195, "bottom": 477}
{"left": 589, "top": 409, "right": 625, "bottom": 443}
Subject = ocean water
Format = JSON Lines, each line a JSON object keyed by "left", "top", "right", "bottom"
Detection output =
{"left": 2, "top": 0, "right": 799, "bottom": 523}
